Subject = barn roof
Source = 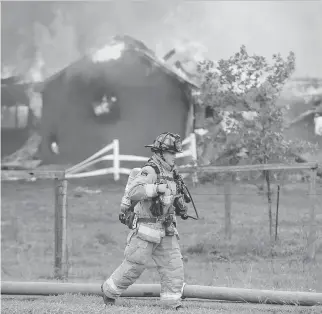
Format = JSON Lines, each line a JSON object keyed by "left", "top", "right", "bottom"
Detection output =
{"left": 35, "top": 35, "right": 200, "bottom": 92}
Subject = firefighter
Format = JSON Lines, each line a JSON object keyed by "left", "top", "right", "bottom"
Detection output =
{"left": 101, "top": 132, "right": 188, "bottom": 310}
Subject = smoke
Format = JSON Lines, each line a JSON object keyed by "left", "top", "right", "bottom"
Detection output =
{"left": 1, "top": 1, "right": 322, "bottom": 79}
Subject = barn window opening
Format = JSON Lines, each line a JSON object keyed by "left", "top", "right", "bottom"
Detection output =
{"left": 205, "top": 106, "right": 214, "bottom": 118}
{"left": 92, "top": 94, "right": 118, "bottom": 116}
{"left": 1, "top": 77, "right": 31, "bottom": 130}
{"left": 88, "top": 80, "right": 121, "bottom": 124}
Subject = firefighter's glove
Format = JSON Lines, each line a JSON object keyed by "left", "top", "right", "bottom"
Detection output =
{"left": 120, "top": 203, "right": 130, "bottom": 214}
{"left": 156, "top": 184, "right": 170, "bottom": 195}
{"left": 155, "top": 183, "right": 172, "bottom": 206}
{"left": 159, "top": 186, "right": 174, "bottom": 207}
{"left": 174, "top": 196, "right": 188, "bottom": 220}
{"left": 119, "top": 200, "right": 137, "bottom": 228}
{"left": 119, "top": 211, "right": 137, "bottom": 229}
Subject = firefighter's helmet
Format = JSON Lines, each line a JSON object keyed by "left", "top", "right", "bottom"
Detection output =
{"left": 145, "top": 132, "right": 183, "bottom": 153}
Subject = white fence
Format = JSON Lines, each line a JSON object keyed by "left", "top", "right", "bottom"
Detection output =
{"left": 65, "top": 133, "right": 197, "bottom": 181}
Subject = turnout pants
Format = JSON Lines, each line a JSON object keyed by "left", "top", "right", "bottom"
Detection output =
{"left": 102, "top": 232, "right": 184, "bottom": 309}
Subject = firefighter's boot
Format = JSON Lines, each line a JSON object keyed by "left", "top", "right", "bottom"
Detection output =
{"left": 101, "top": 284, "right": 115, "bottom": 306}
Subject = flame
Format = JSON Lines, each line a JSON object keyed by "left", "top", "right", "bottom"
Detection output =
{"left": 91, "top": 43, "right": 125, "bottom": 63}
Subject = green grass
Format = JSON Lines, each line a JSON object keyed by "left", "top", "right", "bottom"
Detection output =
{"left": 1, "top": 178, "right": 322, "bottom": 312}
{"left": 2, "top": 295, "right": 322, "bottom": 314}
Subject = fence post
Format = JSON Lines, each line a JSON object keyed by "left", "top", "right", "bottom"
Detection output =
{"left": 191, "top": 133, "right": 198, "bottom": 186}
{"left": 54, "top": 174, "right": 68, "bottom": 280}
{"left": 275, "top": 185, "right": 280, "bottom": 242}
{"left": 306, "top": 167, "right": 318, "bottom": 262}
{"left": 224, "top": 175, "right": 232, "bottom": 240}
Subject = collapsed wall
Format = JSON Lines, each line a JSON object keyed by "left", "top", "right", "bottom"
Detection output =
{"left": 1, "top": 131, "right": 42, "bottom": 169}
{"left": 1, "top": 79, "right": 43, "bottom": 169}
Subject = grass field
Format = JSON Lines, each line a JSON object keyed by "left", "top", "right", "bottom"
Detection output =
{"left": 1, "top": 177, "right": 322, "bottom": 313}
{"left": 2, "top": 295, "right": 322, "bottom": 314}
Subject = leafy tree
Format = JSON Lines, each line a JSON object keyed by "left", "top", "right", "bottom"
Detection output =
{"left": 194, "top": 45, "right": 317, "bottom": 240}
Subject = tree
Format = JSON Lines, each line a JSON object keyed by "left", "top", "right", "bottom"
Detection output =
{"left": 195, "top": 45, "right": 317, "bottom": 241}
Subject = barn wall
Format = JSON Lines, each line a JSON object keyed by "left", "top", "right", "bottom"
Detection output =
{"left": 39, "top": 72, "right": 73, "bottom": 164}
{"left": 39, "top": 52, "right": 189, "bottom": 167}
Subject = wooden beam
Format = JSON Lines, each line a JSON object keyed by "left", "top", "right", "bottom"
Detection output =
{"left": 306, "top": 168, "right": 318, "bottom": 262}
{"left": 1, "top": 170, "right": 65, "bottom": 181}
{"left": 54, "top": 177, "right": 68, "bottom": 280}
{"left": 178, "top": 162, "right": 319, "bottom": 174}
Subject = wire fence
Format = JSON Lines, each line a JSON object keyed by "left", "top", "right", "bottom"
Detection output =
{"left": 1, "top": 162, "right": 321, "bottom": 283}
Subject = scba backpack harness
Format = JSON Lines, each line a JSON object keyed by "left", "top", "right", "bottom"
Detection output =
{"left": 119, "top": 159, "right": 162, "bottom": 229}
{"left": 119, "top": 159, "right": 199, "bottom": 230}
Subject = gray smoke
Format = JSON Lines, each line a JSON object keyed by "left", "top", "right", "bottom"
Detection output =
{"left": 1, "top": 1, "right": 322, "bottom": 79}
